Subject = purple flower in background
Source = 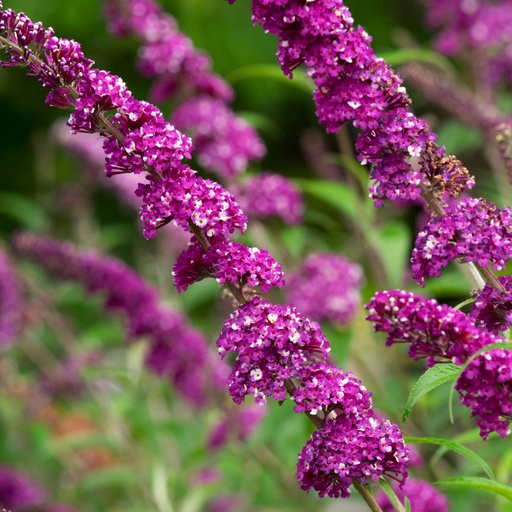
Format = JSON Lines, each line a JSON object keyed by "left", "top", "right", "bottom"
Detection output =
{"left": 0, "top": 249, "right": 21, "bottom": 349}
{"left": 172, "top": 96, "right": 265, "bottom": 178}
{"left": 172, "top": 236, "right": 285, "bottom": 294}
{"left": 0, "top": 466, "right": 45, "bottom": 510}
{"left": 411, "top": 198, "right": 512, "bottom": 286}
{"left": 366, "top": 289, "right": 498, "bottom": 366}
{"left": 207, "top": 404, "right": 267, "bottom": 450}
{"left": 217, "top": 296, "right": 330, "bottom": 405}
{"left": 12, "top": 232, "right": 228, "bottom": 407}
{"left": 297, "top": 415, "right": 409, "bottom": 499}
{"left": 376, "top": 477, "right": 449, "bottom": 512}
{"left": 232, "top": 172, "right": 303, "bottom": 225}
{"left": 102, "top": 0, "right": 233, "bottom": 102}
{"left": 470, "top": 275, "right": 512, "bottom": 334}
{"left": 286, "top": 252, "right": 363, "bottom": 325}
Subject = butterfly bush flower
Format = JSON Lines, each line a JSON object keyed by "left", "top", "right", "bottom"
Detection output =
{"left": 366, "top": 289, "right": 512, "bottom": 438}
{"left": 470, "top": 276, "right": 512, "bottom": 334}
{"left": 229, "top": 0, "right": 474, "bottom": 206}
{"left": 376, "top": 477, "right": 449, "bottom": 512}
{"left": 231, "top": 172, "right": 304, "bottom": 225}
{"left": 0, "top": 7, "right": 247, "bottom": 242}
{"left": 366, "top": 289, "right": 499, "bottom": 365}
{"left": 286, "top": 252, "right": 363, "bottom": 325}
{"left": 297, "top": 415, "right": 409, "bottom": 499}
{"left": 103, "top": 0, "right": 233, "bottom": 102}
{"left": 172, "top": 236, "right": 285, "bottom": 294}
{"left": 171, "top": 97, "right": 266, "bottom": 179}
{"left": 0, "top": 249, "right": 21, "bottom": 349}
{"left": 411, "top": 197, "right": 512, "bottom": 286}
{"left": 290, "top": 362, "right": 373, "bottom": 419}
{"left": 216, "top": 296, "right": 331, "bottom": 405}
{"left": 0, "top": 466, "right": 46, "bottom": 510}
{"left": 12, "top": 232, "right": 227, "bottom": 407}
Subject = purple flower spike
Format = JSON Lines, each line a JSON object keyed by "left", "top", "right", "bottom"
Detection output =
{"left": 470, "top": 276, "right": 512, "bottom": 334}
{"left": 365, "top": 289, "right": 499, "bottom": 366}
{"left": 217, "top": 297, "right": 330, "bottom": 405}
{"left": 291, "top": 362, "right": 373, "bottom": 420}
{"left": 412, "top": 198, "right": 512, "bottom": 286}
{"left": 376, "top": 477, "right": 449, "bottom": 512}
{"left": 297, "top": 415, "right": 409, "bottom": 499}
{"left": 286, "top": 252, "right": 363, "bottom": 325}
{"left": 172, "top": 96, "right": 265, "bottom": 178}
{"left": 232, "top": 172, "right": 303, "bottom": 225}
{"left": 173, "top": 236, "right": 285, "bottom": 294}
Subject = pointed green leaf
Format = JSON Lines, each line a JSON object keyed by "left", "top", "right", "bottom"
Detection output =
{"left": 0, "top": 192, "right": 48, "bottom": 230}
{"left": 294, "top": 179, "right": 358, "bottom": 220}
{"left": 436, "top": 477, "right": 512, "bottom": 500}
{"left": 403, "top": 363, "right": 461, "bottom": 423}
{"left": 404, "top": 437, "right": 494, "bottom": 480}
{"left": 378, "top": 478, "right": 405, "bottom": 512}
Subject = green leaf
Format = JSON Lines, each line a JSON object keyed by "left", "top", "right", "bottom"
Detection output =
{"left": 436, "top": 477, "right": 512, "bottom": 500}
{"left": 404, "top": 437, "right": 495, "bottom": 480}
{"left": 0, "top": 192, "right": 48, "bottom": 230}
{"left": 372, "top": 220, "right": 410, "bottom": 288}
{"left": 378, "top": 478, "right": 405, "bottom": 512}
{"left": 377, "top": 48, "right": 457, "bottom": 74}
{"left": 77, "top": 466, "right": 136, "bottom": 491}
{"left": 226, "top": 64, "right": 313, "bottom": 93}
{"left": 402, "top": 364, "right": 460, "bottom": 423}
{"left": 294, "top": 179, "right": 358, "bottom": 221}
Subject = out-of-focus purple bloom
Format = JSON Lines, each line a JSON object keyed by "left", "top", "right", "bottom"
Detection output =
{"left": 217, "top": 296, "right": 330, "bottom": 405}
{"left": 0, "top": 249, "right": 21, "bottom": 349}
{"left": 207, "top": 404, "right": 267, "bottom": 450}
{"left": 232, "top": 172, "right": 303, "bottom": 225}
{"left": 286, "top": 252, "right": 363, "bottom": 326}
{"left": 297, "top": 415, "right": 409, "bottom": 499}
{"left": 12, "top": 232, "right": 228, "bottom": 407}
{"left": 0, "top": 466, "right": 46, "bottom": 510}
{"left": 376, "top": 477, "right": 449, "bottom": 512}
{"left": 411, "top": 198, "right": 512, "bottom": 286}
{"left": 172, "top": 97, "right": 265, "bottom": 178}
{"left": 172, "top": 236, "right": 284, "bottom": 294}
{"left": 103, "top": 0, "right": 234, "bottom": 102}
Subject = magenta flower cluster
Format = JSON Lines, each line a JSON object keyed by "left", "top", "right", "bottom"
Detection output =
{"left": 297, "top": 415, "right": 408, "bottom": 499}
{"left": 366, "top": 289, "right": 512, "bottom": 438}
{"left": 173, "top": 236, "right": 284, "bottom": 294}
{"left": 231, "top": 172, "right": 304, "bottom": 225}
{"left": 0, "top": 7, "right": 247, "bottom": 242}
{"left": 470, "top": 276, "right": 512, "bottom": 334}
{"left": 286, "top": 252, "right": 363, "bottom": 326}
{"left": 103, "top": 0, "right": 233, "bottom": 103}
{"left": 172, "top": 97, "right": 266, "bottom": 179}
{"left": 412, "top": 197, "right": 512, "bottom": 286}
{"left": 12, "top": 232, "right": 227, "bottom": 407}
{"left": 0, "top": 248, "right": 21, "bottom": 349}
{"left": 229, "top": 0, "right": 475, "bottom": 206}
{"left": 0, "top": 3, "right": 411, "bottom": 500}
